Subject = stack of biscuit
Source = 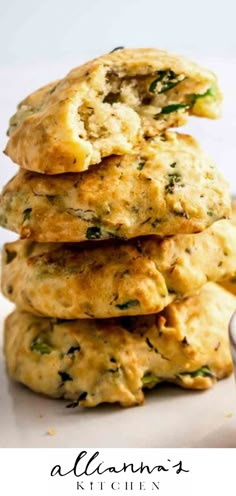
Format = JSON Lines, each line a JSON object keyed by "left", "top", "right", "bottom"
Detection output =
{"left": 1, "top": 48, "right": 236, "bottom": 408}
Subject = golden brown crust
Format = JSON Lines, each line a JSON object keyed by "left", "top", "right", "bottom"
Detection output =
{"left": 4, "top": 283, "right": 234, "bottom": 407}
{"left": 2, "top": 220, "right": 236, "bottom": 319}
{"left": 5, "top": 48, "right": 222, "bottom": 174}
{"left": 0, "top": 133, "right": 231, "bottom": 241}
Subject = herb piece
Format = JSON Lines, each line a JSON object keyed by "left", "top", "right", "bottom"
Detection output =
{"left": 160, "top": 103, "right": 189, "bottom": 115}
{"left": 180, "top": 365, "right": 215, "bottom": 378}
{"left": 137, "top": 161, "right": 145, "bottom": 171}
{"left": 5, "top": 249, "right": 17, "bottom": 264}
{"left": 173, "top": 210, "right": 189, "bottom": 219}
{"left": 170, "top": 162, "right": 176, "bottom": 168}
{"left": 190, "top": 85, "right": 215, "bottom": 105}
{"left": 165, "top": 172, "right": 182, "bottom": 194}
{"left": 142, "top": 373, "right": 160, "bottom": 385}
{"left": 67, "top": 345, "right": 81, "bottom": 355}
{"left": 110, "top": 46, "right": 125, "bottom": 52}
{"left": 214, "top": 342, "right": 221, "bottom": 352}
{"left": 185, "top": 248, "right": 192, "bottom": 254}
{"left": 115, "top": 299, "right": 140, "bottom": 310}
{"left": 58, "top": 371, "right": 73, "bottom": 382}
{"left": 66, "top": 392, "right": 88, "bottom": 408}
{"left": 110, "top": 357, "right": 117, "bottom": 363}
{"left": 86, "top": 226, "right": 101, "bottom": 239}
{"left": 149, "top": 70, "right": 184, "bottom": 94}
{"left": 141, "top": 216, "right": 152, "bottom": 225}
{"left": 146, "top": 337, "right": 158, "bottom": 353}
{"left": 7, "top": 122, "right": 18, "bottom": 136}
{"left": 31, "top": 338, "right": 53, "bottom": 354}
{"left": 23, "top": 208, "right": 32, "bottom": 222}
{"left": 151, "top": 218, "right": 161, "bottom": 228}
{"left": 49, "top": 85, "right": 58, "bottom": 94}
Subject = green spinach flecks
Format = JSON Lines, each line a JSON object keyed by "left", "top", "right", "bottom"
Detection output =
{"left": 137, "top": 161, "right": 145, "bottom": 171}
{"left": 58, "top": 371, "right": 73, "bottom": 382}
{"left": 66, "top": 392, "right": 88, "bottom": 408}
{"left": 67, "top": 345, "right": 81, "bottom": 355}
{"left": 190, "top": 85, "right": 215, "bottom": 105}
{"left": 31, "top": 338, "right": 53, "bottom": 354}
{"left": 142, "top": 373, "right": 160, "bottom": 385}
{"left": 115, "top": 299, "right": 140, "bottom": 310}
{"left": 146, "top": 337, "right": 158, "bottom": 353}
{"left": 23, "top": 208, "right": 32, "bottom": 222}
{"left": 185, "top": 248, "right": 192, "bottom": 254}
{"left": 165, "top": 172, "right": 182, "bottom": 194}
{"left": 149, "top": 70, "right": 185, "bottom": 94}
{"left": 157, "top": 103, "right": 189, "bottom": 116}
{"left": 180, "top": 365, "right": 215, "bottom": 378}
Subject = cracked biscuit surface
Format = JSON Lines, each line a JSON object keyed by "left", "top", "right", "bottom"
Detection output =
{"left": 5, "top": 48, "right": 221, "bottom": 174}
{"left": 4, "top": 283, "right": 234, "bottom": 407}
{"left": 0, "top": 133, "right": 231, "bottom": 241}
{"left": 2, "top": 220, "right": 236, "bottom": 319}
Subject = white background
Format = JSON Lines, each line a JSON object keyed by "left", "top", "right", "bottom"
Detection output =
{"left": 0, "top": 0, "right": 236, "bottom": 244}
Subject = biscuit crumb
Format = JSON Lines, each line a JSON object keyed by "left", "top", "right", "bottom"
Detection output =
{"left": 47, "top": 427, "right": 56, "bottom": 436}
{"left": 225, "top": 412, "right": 233, "bottom": 418}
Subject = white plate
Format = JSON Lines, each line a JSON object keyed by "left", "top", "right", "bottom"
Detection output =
{"left": 1, "top": 295, "right": 236, "bottom": 448}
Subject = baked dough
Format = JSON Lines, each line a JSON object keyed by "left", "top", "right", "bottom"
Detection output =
{"left": 0, "top": 133, "right": 231, "bottom": 241}
{"left": 220, "top": 199, "right": 236, "bottom": 295}
{"left": 4, "top": 283, "right": 234, "bottom": 407}
{"left": 2, "top": 220, "right": 236, "bottom": 319}
{"left": 5, "top": 48, "right": 222, "bottom": 174}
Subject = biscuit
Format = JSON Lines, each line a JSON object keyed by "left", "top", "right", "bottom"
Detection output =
{"left": 2, "top": 220, "right": 236, "bottom": 319}
{"left": 4, "top": 283, "right": 234, "bottom": 407}
{"left": 0, "top": 133, "right": 231, "bottom": 242}
{"left": 220, "top": 200, "right": 236, "bottom": 295}
{"left": 5, "top": 48, "right": 221, "bottom": 174}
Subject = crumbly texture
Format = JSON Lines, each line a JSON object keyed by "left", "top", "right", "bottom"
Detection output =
{"left": 4, "top": 48, "right": 222, "bottom": 174}
{"left": 4, "top": 284, "right": 234, "bottom": 407}
{"left": 0, "top": 133, "right": 231, "bottom": 242}
{"left": 220, "top": 200, "right": 236, "bottom": 295}
{"left": 2, "top": 219, "right": 236, "bottom": 319}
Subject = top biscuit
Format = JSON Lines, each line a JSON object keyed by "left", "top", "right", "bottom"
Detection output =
{"left": 5, "top": 48, "right": 222, "bottom": 174}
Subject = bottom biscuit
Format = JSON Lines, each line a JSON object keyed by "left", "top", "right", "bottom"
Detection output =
{"left": 4, "top": 283, "right": 235, "bottom": 408}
